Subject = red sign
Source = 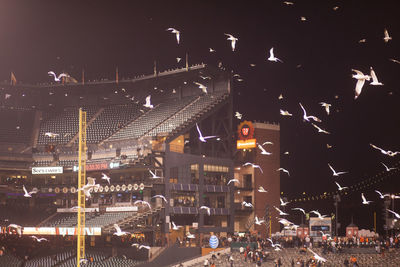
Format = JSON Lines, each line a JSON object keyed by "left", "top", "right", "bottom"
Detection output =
{"left": 86, "top": 162, "right": 108, "bottom": 171}
{"left": 237, "top": 121, "right": 255, "bottom": 140}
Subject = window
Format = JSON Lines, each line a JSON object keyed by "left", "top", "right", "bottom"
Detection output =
{"left": 243, "top": 174, "right": 252, "bottom": 188}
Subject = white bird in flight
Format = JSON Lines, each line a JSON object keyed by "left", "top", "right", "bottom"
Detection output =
{"left": 312, "top": 123, "right": 330, "bottom": 134}
{"left": 257, "top": 143, "right": 272, "bottom": 155}
{"left": 209, "top": 48, "right": 216, "bottom": 52}
{"left": 319, "top": 102, "right": 331, "bottom": 115}
{"left": 149, "top": 170, "right": 161, "bottom": 179}
{"left": 292, "top": 208, "right": 306, "bottom": 215}
{"left": 389, "top": 58, "right": 400, "bottom": 64}
{"left": 352, "top": 69, "right": 370, "bottom": 99}
{"left": 387, "top": 209, "right": 400, "bottom": 219}
{"left": 45, "top": 132, "right": 59, "bottom": 138}
{"left": 227, "top": 179, "right": 240, "bottom": 185}
{"left": 166, "top": 28, "right": 180, "bottom": 44}
{"left": 199, "top": 206, "right": 211, "bottom": 215}
{"left": 78, "top": 177, "right": 100, "bottom": 198}
{"left": 258, "top": 186, "right": 268, "bottom": 193}
{"left": 370, "top": 67, "right": 383, "bottom": 86}
{"left": 101, "top": 173, "right": 111, "bottom": 184}
{"left": 277, "top": 168, "right": 290, "bottom": 176}
{"left": 171, "top": 221, "right": 182, "bottom": 230}
{"left": 308, "top": 248, "right": 327, "bottom": 263}
{"left": 370, "top": 144, "right": 400, "bottom": 157}
{"left": 381, "top": 162, "right": 397, "bottom": 172}
{"left": 299, "top": 103, "right": 321, "bottom": 122}
{"left": 254, "top": 216, "right": 265, "bottom": 225}
{"left": 280, "top": 198, "right": 290, "bottom": 206}
{"left": 235, "top": 111, "right": 242, "bottom": 119}
{"left": 23, "top": 185, "right": 37, "bottom": 198}
{"left": 375, "top": 190, "right": 389, "bottom": 199}
{"left": 266, "top": 238, "right": 282, "bottom": 250}
{"left": 48, "top": 71, "right": 68, "bottom": 82}
{"left": 186, "top": 233, "right": 196, "bottom": 239}
{"left": 196, "top": 123, "right": 217, "bottom": 143}
{"left": 242, "top": 201, "right": 253, "bottom": 208}
{"left": 152, "top": 195, "right": 167, "bottom": 203}
{"left": 8, "top": 224, "right": 22, "bottom": 236}
{"left": 361, "top": 193, "right": 372, "bottom": 205}
{"left": 194, "top": 82, "right": 208, "bottom": 94}
{"left": 274, "top": 206, "right": 289, "bottom": 216}
{"left": 267, "top": 47, "right": 283, "bottom": 63}
{"left": 310, "top": 210, "right": 327, "bottom": 220}
{"left": 383, "top": 28, "right": 392, "bottom": 43}
{"left": 139, "top": 245, "right": 150, "bottom": 250}
{"left": 133, "top": 200, "right": 151, "bottom": 209}
{"left": 243, "top": 162, "right": 263, "bottom": 173}
{"left": 31, "top": 236, "right": 48, "bottom": 242}
{"left": 280, "top": 109, "right": 292, "bottom": 116}
{"left": 143, "top": 95, "right": 154, "bottom": 108}
{"left": 335, "top": 182, "right": 348, "bottom": 191}
{"left": 224, "top": 33, "right": 238, "bottom": 51}
{"left": 328, "top": 164, "right": 348, "bottom": 177}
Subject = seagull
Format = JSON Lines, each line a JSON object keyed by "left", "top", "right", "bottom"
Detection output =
{"left": 78, "top": 177, "right": 100, "bottom": 198}
{"left": 277, "top": 168, "right": 290, "bottom": 176}
{"left": 262, "top": 141, "right": 273, "bottom": 146}
{"left": 312, "top": 123, "right": 330, "bottom": 134}
{"left": 280, "top": 198, "right": 290, "bottom": 206}
{"left": 171, "top": 221, "right": 182, "bottom": 230}
{"left": 320, "top": 231, "right": 331, "bottom": 238}
{"left": 131, "top": 243, "right": 140, "bottom": 248}
{"left": 242, "top": 201, "right": 253, "bottom": 208}
{"left": 319, "top": 102, "right": 331, "bottom": 115}
{"left": 194, "top": 82, "right": 208, "bottom": 94}
{"left": 308, "top": 248, "right": 327, "bottom": 263}
{"left": 266, "top": 238, "right": 282, "bottom": 250}
{"left": 300, "top": 16, "right": 307, "bottom": 21}
{"left": 274, "top": 206, "right": 289, "bottom": 216}
{"left": 280, "top": 109, "right": 292, "bottom": 116}
{"left": 381, "top": 162, "right": 397, "bottom": 172}
{"left": 45, "top": 132, "right": 59, "bottom": 138}
{"left": 258, "top": 186, "right": 268, "bottom": 193}
{"left": 227, "top": 179, "right": 240, "bottom": 185}
{"left": 31, "top": 236, "right": 48, "bottom": 242}
{"left": 257, "top": 143, "right": 272, "bottom": 155}
{"left": 370, "top": 144, "right": 400, "bottom": 157}
{"left": 310, "top": 210, "right": 327, "bottom": 220}
{"left": 352, "top": 69, "right": 370, "bottom": 99}
{"left": 152, "top": 195, "right": 167, "bottom": 203}
{"left": 224, "top": 33, "right": 238, "bottom": 51}
{"left": 133, "top": 200, "right": 151, "bottom": 209}
{"left": 79, "top": 259, "right": 88, "bottom": 265}
{"left": 254, "top": 216, "right": 265, "bottom": 225}
{"left": 23, "top": 185, "right": 37, "bottom": 198}
{"left": 48, "top": 71, "right": 68, "bottom": 82}
{"left": 267, "top": 48, "right": 283, "bottom": 63}
{"left": 292, "top": 208, "right": 306, "bottom": 215}
{"left": 199, "top": 206, "right": 211, "bottom": 215}
{"left": 8, "top": 224, "right": 22, "bottom": 236}
{"left": 5, "top": 94, "right": 11, "bottom": 99}
{"left": 235, "top": 111, "right": 242, "bottom": 119}
{"left": 243, "top": 162, "right": 263, "bottom": 173}
{"left": 359, "top": 39, "right": 367, "bottom": 43}
{"left": 327, "top": 144, "right": 332, "bottom": 149}
{"left": 387, "top": 209, "right": 400, "bottom": 219}
{"left": 370, "top": 67, "right": 383, "bottom": 86}
{"left": 101, "top": 173, "right": 111, "bottom": 184}
{"left": 328, "top": 164, "right": 348, "bottom": 177}
{"left": 389, "top": 58, "right": 400, "bottom": 64}
{"left": 200, "top": 75, "right": 211, "bottom": 80}
{"left": 278, "top": 218, "right": 294, "bottom": 227}
{"left": 209, "top": 48, "right": 216, "bottom": 52}
{"left": 335, "top": 182, "right": 348, "bottom": 191}
{"left": 299, "top": 103, "right": 321, "bottom": 122}
{"left": 196, "top": 123, "right": 217, "bottom": 142}
{"left": 283, "top": 1, "right": 294, "bottom": 5}
{"left": 361, "top": 193, "right": 372, "bottom": 205}
{"left": 149, "top": 170, "right": 161, "bottom": 179}
{"left": 278, "top": 94, "right": 283, "bottom": 100}
{"left": 166, "top": 28, "right": 180, "bottom": 44}
{"left": 383, "top": 28, "right": 392, "bottom": 43}
{"left": 375, "top": 190, "right": 390, "bottom": 199}
{"left": 176, "top": 57, "right": 182, "bottom": 63}
{"left": 139, "top": 245, "right": 151, "bottom": 250}
{"left": 186, "top": 233, "right": 196, "bottom": 239}
{"left": 143, "top": 95, "right": 153, "bottom": 108}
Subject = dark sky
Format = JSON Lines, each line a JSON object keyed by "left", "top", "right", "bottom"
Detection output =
{"left": 0, "top": 0, "right": 399, "bottom": 232}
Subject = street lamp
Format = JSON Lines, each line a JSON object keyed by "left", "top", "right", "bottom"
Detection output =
{"left": 333, "top": 194, "right": 341, "bottom": 237}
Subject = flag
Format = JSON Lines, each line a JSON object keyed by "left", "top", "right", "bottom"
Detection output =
{"left": 10, "top": 72, "right": 17, "bottom": 85}
{"left": 116, "top": 67, "right": 119, "bottom": 84}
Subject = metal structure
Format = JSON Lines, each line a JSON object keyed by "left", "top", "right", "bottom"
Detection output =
{"left": 77, "top": 109, "right": 87, "bottom": 266}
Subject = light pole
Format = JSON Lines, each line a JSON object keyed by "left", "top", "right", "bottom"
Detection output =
{"left": 333, "top": 194, "right": 341, "bottom": 237}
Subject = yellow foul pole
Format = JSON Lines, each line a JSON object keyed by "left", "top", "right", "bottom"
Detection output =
{"left": 77, "top": 109, "right": 87, "bottom": 266}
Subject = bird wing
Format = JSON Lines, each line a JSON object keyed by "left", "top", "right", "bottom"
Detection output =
{"left": 352, "top": 69, "right": 364, "bottom": 76}
{"left": 114, "top": 224, "right": 121, "bottom": 233}
{"left": 48, "top": 71, "right": 56, "bottom": 77}
{"left": 354, "top": 79, "right": 365, "bottom": 99}
{"left": 387, "top": 209, "right": 400, "bottom": 218}
{"left": 299, "top": 103, "right": 307, "bottom": 117}
{"left": 269, "top": 48, "right": 274, "bottom": 58}
{"left": 167, "top": 27, "right": 176, "bottom": 32}
{"left": 375, "top": 190, "right": 383, "bottom": 197}
{"left": 361, "top": 193, "right": 366, "bottom": 202}
{"left": 335, "top": 182, "right": 341, "bottom": 189}
{"left": 384, "top": 29, "right": 389, "bottom": 38}
{"left": 203, "top": 135, "right": 217, "bottom": 139}
{"left": 224, "top": 33, "right": 234, "bottom": 39}
{"left": 195, "top": 123, "right": 203, "bottom": 138}
{"left": 370, "top": 67, "right": 378, "bottom": 83}
{"left": 23, "top": 185, "right": 29, "bottom": 195}
{"left": 328, "top": 164, "right": 336, "bottom": 175}
{"left": 145, "top": 95, "right": 151, "bottom": 106}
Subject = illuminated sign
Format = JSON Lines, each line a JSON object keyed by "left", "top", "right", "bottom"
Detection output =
{"left": 32, "top": 167, "right": 63, "bottom": 175}
{"left": 237, "top": 139, "right": 256, "bottom": 149}
{"left": 237, "top": 121, "right": 255, "bottom": 140}
{"left": 74, "top": 162, "right": 108, "bottom": 172}
{"left": 22, "top": 227, "right": 101, "bottom": 236}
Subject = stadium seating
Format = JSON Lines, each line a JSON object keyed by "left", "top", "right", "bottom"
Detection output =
{"left": 0, "top": 107, "right": 34, "bottom": 144}
{"left": 0, "top": 252, "right": 22, "bottom": 266}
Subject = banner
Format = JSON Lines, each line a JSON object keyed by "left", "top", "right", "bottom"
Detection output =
{"left": 22, "top": 227, "right": 101, "bottom": 236}
{"left": 32, "top": 167, "right": 63, "bottom": 174}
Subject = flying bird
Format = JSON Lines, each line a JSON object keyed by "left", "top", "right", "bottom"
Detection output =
{"left": 361, "top": 193, "right": 372, "bottom": 205}
{"left": 194, "top": 82, "right": 208, "bottom": 94}
{"left": 319, "top": 102, "right": 331, "bottom": 115}
{"left": 139, "top": 245, "right": 150, "bottom": 250}
{"left": 277, "top": 168, "right": 290, "bottom": 176}
{"left": 23, "top": 185, "right": 37, "bottom": 198}
{"left": 149, "top": 170, "right": 161, "bottom": 179}
{"left": 258, "top": 186, "right": 268, "bottom": 193}
{"left": 166, "top": 28, "right": 180, "bottom": 44}
{"left": 278, "top": 94, "right": 283, "bottom": 100}
{"left": 243, "top": 162, "right": 263, "bottom": 173}
{"left": 352, "top": 69, "right": 371, "bottom": 99}
{"left": 209, "top": 48, "right": 216, "bottom": 52}
{"left": 227, "top": 179, "right": 240, "bottom": 185}
{"left": 299, "top": 103, "right": 321, "bottom": 122}
{"left": 31, "top": 236, "right": 48, "bottom": 242}
{"left": 133, "top": 200, "right": 151, "bottom": 209}
{"left": 196, "top": 123, "right": 217, "bottom": 142}
{"left": 310, "top": 210, "right": 327, "bottom": 220}
{"left": 143, "top": 95, "right": 154, "bottom": 108}
{"left": 383, "top": 28, "right": 392, "bottom": 43}
{"left": 387, "top": 209, "right": 400, "bottom": 219}
{"left": 78, "top": 177, "right": 99, "bottom": 198}
{"left": 224, "top": 33, "right": 238, "bottom": 51}
{"left": 274, "top": 206, "right": 289, "bottom": 216}
{"left": 292, "top": 208, "right": 306, "bottom": 215}
{"left": 48, "top": 71, "right": 68, "bottom": 82}
{"left": 8, "top": 224, "right": 22, "bottom": 236}
{"left": 235, "top": 111, "right": 242, "bottom": 119}
{"left": 308, "top": 248, "right": 327, "bottom": 263}
{"left": 186, "top": 233, "right": 195, "bottom": 239}
{"left": 280, "top": 198, "right": 290, "bottom": 206}
{"left": 389, "top": 58, "right": 400, "bottom": 64}
{"left": 300, "top": 16, "right": 307, "bottom": 21}
{"left": 254, "top": 216, "right": 265, "bottom": 225}
{"left": 199, "top": 206, "right": 211, "bottom": 215}
{"left": 257, "top": 143, "right": 272, "bottom": 155}
{"left": 335, "top": 182, "right": 348, "bottom": 191}
{"left": 283, "top": 1, "right": 294, "bottom": 5}
{"left": 45, "top": 132, "right": 59, "bottom": 138}
{"left": 242, "top": 201, "right": 253, "bottom": 208}
{"left": 152, "top": 195, "right": 167, "bottom": 203}
{"left": 381, "top": 162, "right": 397, "bottom": 172}
{"left": 280, "top": 109, "right": 292, "bottom": 116}
{"left": 328, "top": 164, "right": 348, "bottom": 177}
{"left": 266, "top": 238, "right": 282, "bottom": 250}
{"left": 370, "top": 67, "right": 383, "bottom": 86}
{"left": 370, "top": 144, "right": 400, "bottom": 157}
{"left": 171, "top": 221, "right": 182, "bottom": 230}
{"left": 375, "top": 190, "right": 389, "bottom": 199}
{"left": 268, "top": 48, "right": 283, "bottom": 63}
{"left": 359, "top": 39, "right": 367, "bottom": 43}
{"left": 312, "top": 123, "right": 330, "bottom": 134}
{"left": 101, "top": 173, "right": 111, "bottom": 184}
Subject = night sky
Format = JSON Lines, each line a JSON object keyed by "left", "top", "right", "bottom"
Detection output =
{"left": 1, "top": 0, "right": 399, "bottom": 233}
